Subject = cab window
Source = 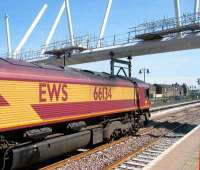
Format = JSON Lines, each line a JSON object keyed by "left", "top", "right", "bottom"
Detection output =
{"left": 145, "top": 89, "right": 149, "bottom": 99}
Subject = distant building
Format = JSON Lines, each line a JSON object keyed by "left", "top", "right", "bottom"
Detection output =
{"left": 149, "top": 83, "right": 185, "bottom": 99}
{"left": 149, "top": 84, "right": 156, "bottom": 98}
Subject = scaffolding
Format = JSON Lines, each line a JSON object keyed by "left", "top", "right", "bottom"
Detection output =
{"left": 134, "top": 12, "right": 200, "bottom": 40}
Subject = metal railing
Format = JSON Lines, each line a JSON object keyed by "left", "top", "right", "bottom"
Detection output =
{"left": 42, "top": 32, "right": 137, "bottom": 51}
{"left": 133, "top": 12, "right": 200, "bottom": 35}
{"left": 0, "top": 50, "right": 44, "bottom": 61}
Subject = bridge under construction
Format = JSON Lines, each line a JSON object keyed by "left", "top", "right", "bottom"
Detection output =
{"left": 7, "top": 12, "right": 200, "bottom": 68}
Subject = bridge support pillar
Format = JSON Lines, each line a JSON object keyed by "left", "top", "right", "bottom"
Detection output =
{"left": 174, "top": 0, "right": 182, "bottom": 37}
{"left": 195, "top": 0, "right": 199, "bottom": 14}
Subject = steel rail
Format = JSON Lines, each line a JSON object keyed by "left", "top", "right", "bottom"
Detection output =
{"left": 105, "top": 113, "right": 199, "bottom": 170}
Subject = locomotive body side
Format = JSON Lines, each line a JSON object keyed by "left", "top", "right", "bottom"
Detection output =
{"left": 0, "top": 58, "right": 150, "bottom": 169}
{"left": 0, "top": 59, "right": 150, "bottom": 133}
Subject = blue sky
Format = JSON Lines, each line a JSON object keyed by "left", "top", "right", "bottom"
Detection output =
{"left": 0, "top": 0, "right": 199, "bottom": 86}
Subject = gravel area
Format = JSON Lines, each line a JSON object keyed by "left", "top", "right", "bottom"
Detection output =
{"left": 54, "top": 108, "right": 200, "bottom": 170}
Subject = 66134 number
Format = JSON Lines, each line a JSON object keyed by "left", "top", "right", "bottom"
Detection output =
{"left": 94, "top": 86, "right": 112, "bottom": 101}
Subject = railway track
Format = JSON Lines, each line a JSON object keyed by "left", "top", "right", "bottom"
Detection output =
{"left": 40, "top": 101, "right": 200, "bottom": 170}
{"left": 112, "top": 131, "right": 186, "bottom": 170}
{"left": 107, "top": 113, "right": 199, "bottom": 170}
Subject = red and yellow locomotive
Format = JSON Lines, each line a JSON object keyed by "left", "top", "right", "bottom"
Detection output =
{"left": 0, "top": 58, "right": 150, "bottom": 169}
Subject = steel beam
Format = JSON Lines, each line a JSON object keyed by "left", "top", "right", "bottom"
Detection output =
{"left": 14, "top": 4, "right": 48, "bottom": 56}
{"left": 195, "top": 0, "right": 200, "bottom": 14}
{"left": 46, "top": 2, "right": 65, "bottom": 46}
{"left": 31, "top": 34, "right": 200, "bottom": 65}
{"left": 174, "top": 0, "right": 182, "bottom": 37}
{"left": 64, "top": 0, "right": 75, "bottom": 46}
{"left": 4, "top": 14, "right": 12, "bottom": 57}
{"left": 97, "top": 0, "right": 113, "bottom": 47}
{"left": 67, "top": 34, "right": 200, "bottom": 65}
{"left": 174, "top": 0, "right": 181, "bottom": 26}
{"left": 42, "top": 2, "right": 66, "bottom": 54}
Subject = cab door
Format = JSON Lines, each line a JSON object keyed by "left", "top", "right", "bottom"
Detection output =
{"left": 138, "top": 87, "right": 145, "bottom": 107}
{"left": 138, "top": 87, "right": 150, "bottom": 109}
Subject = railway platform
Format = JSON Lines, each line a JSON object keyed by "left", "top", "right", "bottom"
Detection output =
{"left": 146, "top": 124, "right": 200, "bottom": 170}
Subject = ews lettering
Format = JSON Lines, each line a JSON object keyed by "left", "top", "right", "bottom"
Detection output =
{"left": 39, "top": 83, "right": 68, "bottom": 103}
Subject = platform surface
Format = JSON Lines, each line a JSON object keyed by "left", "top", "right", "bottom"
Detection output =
{"left": 182, "top": 144, "right": 200, "bottom": 170}
{"left": 148, "top": 124, "right": 200, "bottom": 170}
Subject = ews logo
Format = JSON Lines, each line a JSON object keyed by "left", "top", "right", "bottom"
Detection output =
{"left": 39, "top": 83, "right": 68, "bottom": 103}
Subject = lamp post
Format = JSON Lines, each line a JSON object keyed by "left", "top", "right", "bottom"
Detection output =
{"left": 139, "top": 68, "right": 150, "bottom": 82}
